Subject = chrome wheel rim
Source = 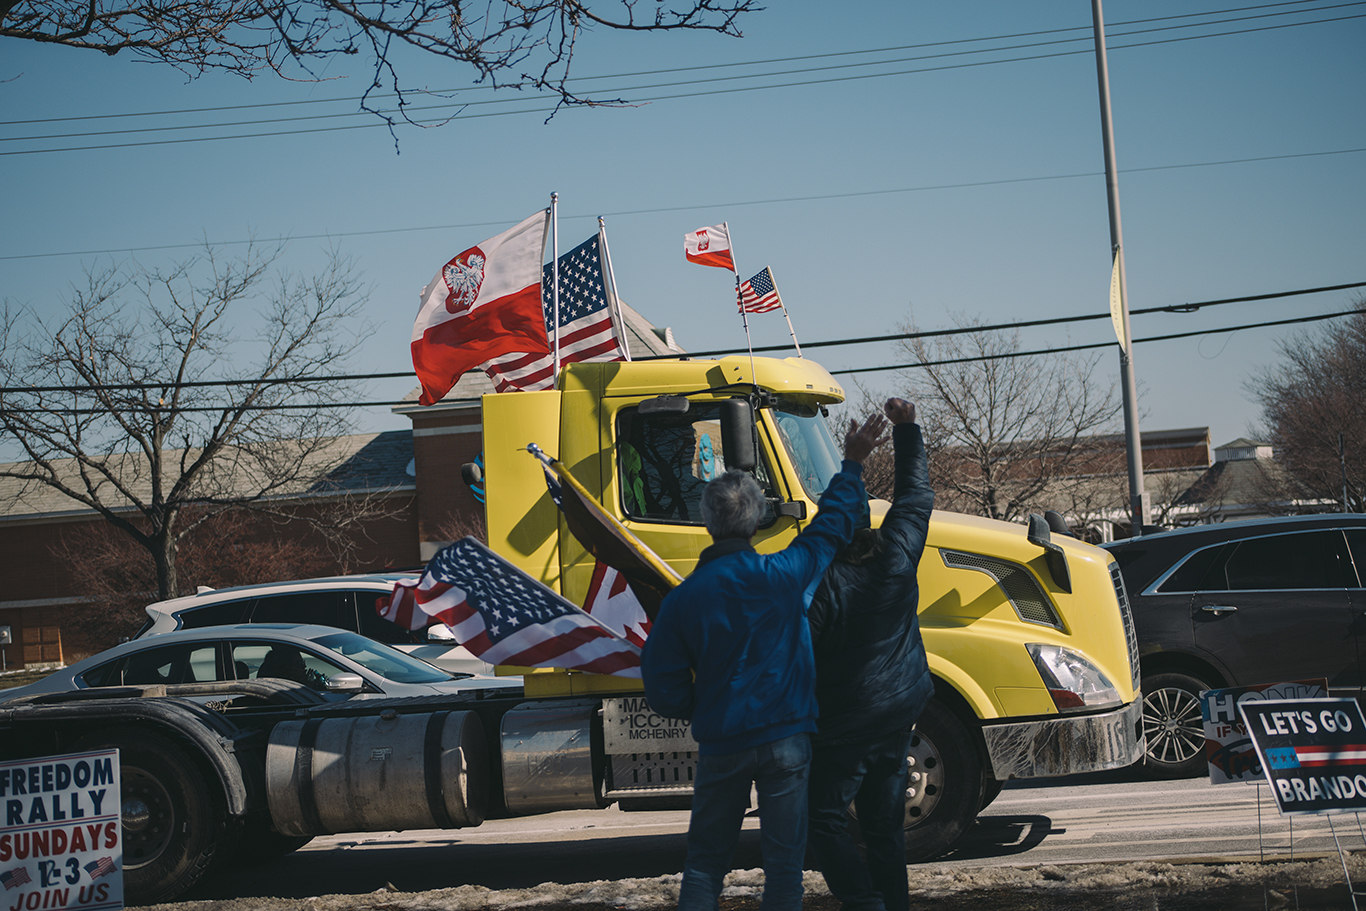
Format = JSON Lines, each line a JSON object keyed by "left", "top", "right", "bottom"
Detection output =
{"left": 1142, "top": 686, "right": 1205, "bottom": 766}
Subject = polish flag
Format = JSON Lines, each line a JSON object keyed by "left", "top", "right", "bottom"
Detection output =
{"left": 684, "top": 224, "right": 735, "bottom": 270}
{"left": 412, "top": 211, "right": 550, "bottom": 405}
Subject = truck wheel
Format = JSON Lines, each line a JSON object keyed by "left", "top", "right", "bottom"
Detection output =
{"left": 1140, "top": 672, "right": 1209, "bottom": 779}
{"left": 76, "top": 731, "right": 235, "bottom": 905}
{"left": 902, "top": 699, "right": 987, "bottom": 863}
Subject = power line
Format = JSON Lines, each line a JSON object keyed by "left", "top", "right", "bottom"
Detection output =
{"left": 7, "top": 302, "right": 1361, "bottom": 413}
{"left": 2, "top": 286, "right": 1360, "bottom": 403}
{"left": 3, "top": 147, "right": 1361, "bottom": 262}
{"left": 4, "top": 1, "right": 1352, "bottom": 129}
{"left": 3, "top": 8, "right": 1359, "bottom": 157}
{"left": 831, "top": 308, "right": 1366, "bottom": 376}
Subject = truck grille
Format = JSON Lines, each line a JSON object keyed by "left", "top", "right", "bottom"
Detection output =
{"left": 1110, "top": 561, "right": 1141, "bottom": 691}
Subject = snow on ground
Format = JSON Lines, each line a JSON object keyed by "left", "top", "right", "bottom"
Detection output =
{"left": 141, "top": 855, "right": 1366, "bottom": 911}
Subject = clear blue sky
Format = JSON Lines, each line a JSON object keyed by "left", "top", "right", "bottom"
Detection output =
{"left": 2, "top": 0, "right": 1363, "bottom": 451}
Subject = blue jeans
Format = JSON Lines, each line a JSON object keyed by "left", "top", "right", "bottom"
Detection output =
{"left": 807, "top": 728, "right": 915, "bottom": 911}
{"left": 678, "top": 733, "right": 812, "bottom": 911}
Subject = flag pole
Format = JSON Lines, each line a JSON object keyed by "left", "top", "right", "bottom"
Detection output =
{"left": 773, "top": 268, "right": 803, "bottom": 357}
{"left": 598, "top": 216, "right": 632, "bottom": 361}
{"left": 726, "top": 222, "right": 759, "bottom": 386}
{"left": 551, "top": 192, "right": 561, "bottom": 385}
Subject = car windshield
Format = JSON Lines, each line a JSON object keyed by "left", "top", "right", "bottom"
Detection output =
{"left": 311, "top": 631, "right": 453, "bottom": 684}
{"left": 772, "top": 403, "right": 843, "bottom": 500}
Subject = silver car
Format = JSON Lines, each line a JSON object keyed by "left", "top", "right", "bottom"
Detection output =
{"left": 133, "top": 575, "right": 494, "bottom": 675}
{"left": 0, "top": 623, "right": 519, "bottom": 704}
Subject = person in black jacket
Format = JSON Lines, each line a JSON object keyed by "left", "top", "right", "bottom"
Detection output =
{"left": 806, "top": 397, "right": 935, "bottom": 911}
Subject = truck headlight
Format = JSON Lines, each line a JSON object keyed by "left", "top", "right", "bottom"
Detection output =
{"left": 1027, "top": 643, "right": 1120, "bottom": 712}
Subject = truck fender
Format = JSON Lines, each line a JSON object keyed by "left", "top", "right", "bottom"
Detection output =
{"left": 5, "top": 697, "right": 257, "bottom": 818}
{"left": 923, "top": 654, "right": 996, "bottom": 723}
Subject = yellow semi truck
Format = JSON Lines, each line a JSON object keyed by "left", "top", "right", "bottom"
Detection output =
{"left": 481, "top": 353, "right": 1144, "bottom": 860}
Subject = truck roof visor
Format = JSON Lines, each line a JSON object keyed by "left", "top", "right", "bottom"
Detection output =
{"left": 720, "top": 398, "right": 757, "bottom": 473}
{"left": 637, "top": 394, "right": 690, "bottom": 415}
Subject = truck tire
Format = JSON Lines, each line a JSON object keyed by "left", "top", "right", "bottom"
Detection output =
{"left": 901, "top": 699, "right": 987, "bottom": 863}
{"left": 1140, "top": 671, "right": 1210, "bottom": 779}
{"left": 75, "top": 730, "right": 236, "bottom": 905}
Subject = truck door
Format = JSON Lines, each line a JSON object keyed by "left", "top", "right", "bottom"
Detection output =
{"left": 611, "top": 400, "right": 800, "bottom": 577}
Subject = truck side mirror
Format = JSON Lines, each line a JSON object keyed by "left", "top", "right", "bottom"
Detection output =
{"left": 460, "top": 461, "right": 482, "bottom": 486}
{"left": 720, "top": 398, "right": 757, "bottom": 472}
{"left": 1027, "top": 513, "right": 1073, "bottom": 594}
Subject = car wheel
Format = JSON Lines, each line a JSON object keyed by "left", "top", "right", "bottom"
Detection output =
{"left": 1141, "top": 672, "right": 1209, "bottom": 779}
{"left": 901, "top": 699, "right": 988, "bottom": 862}
{"left": 75, "top": 730, "right": 237, "bottom": 904}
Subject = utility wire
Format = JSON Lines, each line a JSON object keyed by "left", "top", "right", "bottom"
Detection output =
{"left": 2, "top": 288, "right": 1360, "bottom": 402}
{"left": 3, "top": 9, "right": 1360, "bottom": 157}
{"left": 3, "top": 147, "right": 1361, "bottom": 262}
{"left": 1, "top": 0, "right": 1343, "bottom": 127}
{"left": 830, "top": 308, "right": 1366, "bottom": 376}
{"left": 8, "top": 303, "right": 1361, "bottom": 414}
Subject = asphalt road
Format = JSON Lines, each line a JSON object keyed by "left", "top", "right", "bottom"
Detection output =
{"left": 189, "top": 765, "right": 1366, "bottom": 903}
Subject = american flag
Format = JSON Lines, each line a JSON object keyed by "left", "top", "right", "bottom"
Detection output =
{"left": 1, "top": 866, "right": 31, "bottom": 890}
{"left": 84, "top": 858, "right": 117, "bottom": 880}
{"left": 484, "top": 231, "right": 626, "bottom": 393}
{"left": 384, "top": 538, "right": 643, "bottom": 677}
{"left": 738, "top": 267, "right": 783, "bottom": 314}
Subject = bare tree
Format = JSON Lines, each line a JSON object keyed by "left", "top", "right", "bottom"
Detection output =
{"left": 0, "top": 0, "right": 756, "bottom": 125}
{"left": 0, "top": 243, "right": 387, "bottom": 603}
{"left": 893, "top": 316, "right": 1122, "bottom": 523}
{"left": 1247, "top": 304, "right": 1366, "bottom": 513}
{"left": 52, "top": 509, "right": 336, "bottom": 654}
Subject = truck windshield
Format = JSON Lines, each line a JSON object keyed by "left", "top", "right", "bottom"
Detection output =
{"left": 772, "top": 404, "right": 843, "bottom": 500}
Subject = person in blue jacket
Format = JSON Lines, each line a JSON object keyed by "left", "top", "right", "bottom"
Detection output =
{"left": 642, "top": 412, "right": 889, "bottom": 911}
{"left": 806, "top": 397, "right": 935, "bottom": 911}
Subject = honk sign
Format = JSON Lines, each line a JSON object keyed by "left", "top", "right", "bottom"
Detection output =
{"left": 0, "top": 751, "right": 122, "bottom": 911}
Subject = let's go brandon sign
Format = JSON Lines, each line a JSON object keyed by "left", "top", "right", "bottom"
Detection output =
{"left": 1241, "top": 698, "right": 1366, "bottom": 816}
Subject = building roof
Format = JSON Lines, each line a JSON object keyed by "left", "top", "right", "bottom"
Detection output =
{"left": 0, "top": 431, "right": 415, "bottom": 522}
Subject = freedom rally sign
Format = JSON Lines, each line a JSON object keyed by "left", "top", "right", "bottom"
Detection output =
{"left": 1240, "top": 697, "right": 1366, "bottom": 816}
{"left": 0, "top": 750, "right": 122, "bottom": 911}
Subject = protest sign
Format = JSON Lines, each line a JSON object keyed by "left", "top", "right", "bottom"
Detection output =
{"left": 0, "top": 750, "right": 122, "bottom": 910}
{"left": 1240, "top": 697, "right": 1366, "bottom": 816}
{"left": 1200, "top": 679, "right": 1327, "bottom": 784}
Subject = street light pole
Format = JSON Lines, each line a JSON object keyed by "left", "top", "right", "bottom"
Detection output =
{"left": 1092, "top": 0, "right": 1150, "bottom": 534}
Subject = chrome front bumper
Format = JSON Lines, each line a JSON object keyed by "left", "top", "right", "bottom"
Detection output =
{"left": 981, "top": 697, "right": 1145, "bottom": 780}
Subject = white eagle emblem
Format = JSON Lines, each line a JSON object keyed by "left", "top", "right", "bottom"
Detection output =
{"left": 443, "top": 251, "right": 485, "bottom": 314}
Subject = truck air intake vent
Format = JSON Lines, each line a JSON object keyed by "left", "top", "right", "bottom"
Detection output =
{"left": 940, "top": 550, "right": 1064, "bottom": 631}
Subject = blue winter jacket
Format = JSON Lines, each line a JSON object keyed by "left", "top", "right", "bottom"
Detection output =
{"left": 641, "top": 462, "right": 867, "bottom": 756}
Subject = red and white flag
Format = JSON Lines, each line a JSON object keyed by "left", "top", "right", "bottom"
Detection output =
{"left": 684, "top": 224, "right": 735, "bottom": 270}
{"left": 583, "top": 561, "right": 651, "bottom": 648}
{"left": 411, "top": 211, "right": 550, "bottom": 405}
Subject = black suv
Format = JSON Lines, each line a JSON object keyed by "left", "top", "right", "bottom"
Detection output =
{"left": 1103, "top": 514, "right": 1366, "bottom": 778}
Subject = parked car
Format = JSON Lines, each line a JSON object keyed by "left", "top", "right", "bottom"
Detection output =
{"left": 0, "top": 623, "right": 520, "bottom": 704}
{"left": 1103, "top": 514, "right": 1366, "bottom": 778}
{"left": 133, "top": 574, "right": 495, "bottom": 675}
